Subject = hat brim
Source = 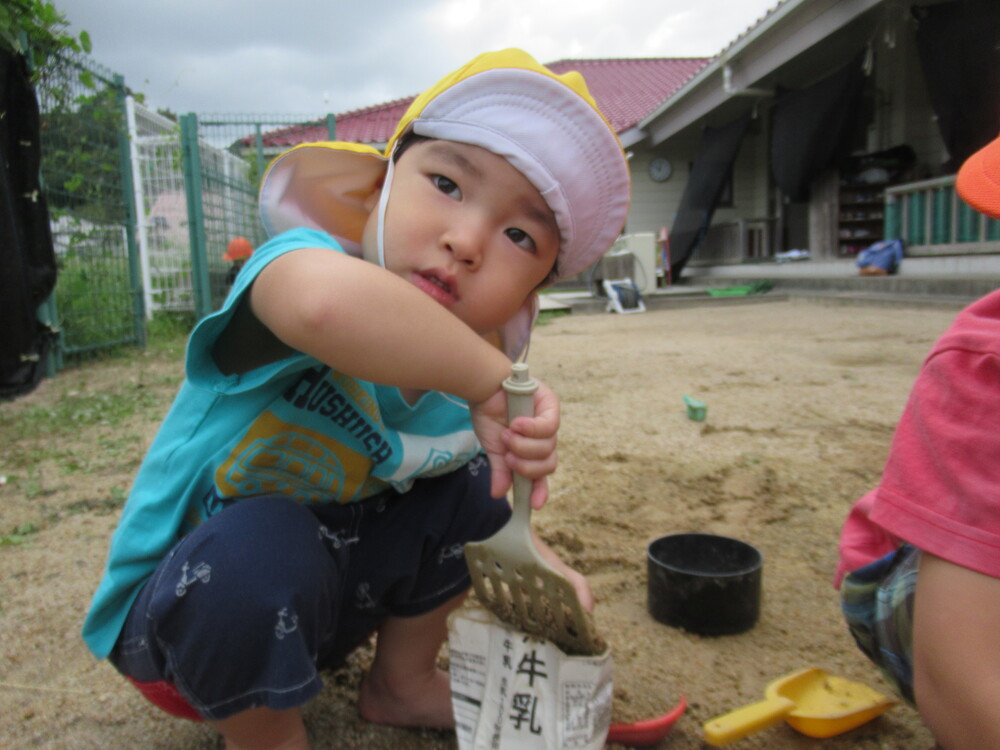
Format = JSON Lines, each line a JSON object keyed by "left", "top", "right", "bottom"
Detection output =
{"left": 259, "top": 142, "right": 387, "bottom": 256}
{"left": 392, "top": 51, "right": 630, "bottom": 282}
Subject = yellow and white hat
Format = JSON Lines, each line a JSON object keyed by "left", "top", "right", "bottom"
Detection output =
{"left": 260, "top": 48, "right": 631, "bottom": 357}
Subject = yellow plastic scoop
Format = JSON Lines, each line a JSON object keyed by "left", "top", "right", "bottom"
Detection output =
{"left": 703, "top": 668, "right": 895, "bottom": 745}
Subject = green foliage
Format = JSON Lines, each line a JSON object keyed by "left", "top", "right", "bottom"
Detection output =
{"left": 53, "top": 236, "right": 132, "bottom": 354}
{"left": 41, "top": 87, "right": 126, "bottom": 223}
{"left": 0, "top": 0, "right": 90, "bottom": 70}
{"left": 65, "top": 489, "right": 128, "bottom": 515}
{"left": 147, "top": 312, "right": 195, "bottom": 357}
{"left": 148, "top": 311, "right": 196, "bottom": 340}
{"left": 8, "top": 4, "right": 115, "bottom": 210}
{"left": 0, "top": 522, "right": 40, "bottom": 546}
{"left": 536, "top": 309, "right": 570, "bottom": 326}
{"left": 4, "top": 381, "right": 164, "bottom": 450}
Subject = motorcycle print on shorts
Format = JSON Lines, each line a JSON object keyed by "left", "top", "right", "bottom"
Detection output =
{"left": 318, "top": 524, "right": 357, "bottom": 549}
{"left": 275, "top": 607, "right": 299, "bottom": 639}
{"left": 175, "top": 561, "right": 212, "bottom": 596}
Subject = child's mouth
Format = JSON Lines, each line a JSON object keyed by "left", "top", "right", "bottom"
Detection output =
{"left": 412, "top": 271, "right": 457, "bottom": 306}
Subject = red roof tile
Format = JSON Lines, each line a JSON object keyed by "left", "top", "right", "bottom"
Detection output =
{"left": 546, "top": 57, "right": 711, "bottom": 133}
{"left": 253, "top": 57, "right": 711, "bottom": 148}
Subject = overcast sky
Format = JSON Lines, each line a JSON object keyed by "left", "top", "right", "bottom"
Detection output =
{"left": 53, "top": 0, "right": 779, "bottom": 117}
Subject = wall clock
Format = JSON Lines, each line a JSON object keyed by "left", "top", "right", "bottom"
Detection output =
{"left": 648, "top": 157, "right": 673, "bottom": 182}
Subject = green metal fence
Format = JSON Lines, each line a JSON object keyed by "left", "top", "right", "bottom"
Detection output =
{"left": 885, "top": 175, "right": 1000, "bottom": 255}
{"left": 33, "top": 48, "right": 144, "bottom": 368}
{"left": 178, "top": 114, "right": 334, "bottom": 320}
{"left": 30, "top": 45, "right": 334, "bottom": 372}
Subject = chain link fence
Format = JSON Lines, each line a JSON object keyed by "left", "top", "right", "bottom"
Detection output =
{"left": 178, "top": 114, "right": 333, "bottom": 318}
{"left": 31, "top": 41, "right": 334, "bottom": 374}
{"left": 34, "top": 48, "right": 144, "bottom": 367}
{"left": 126, "top": 105, "right": 331, "bottom": 320}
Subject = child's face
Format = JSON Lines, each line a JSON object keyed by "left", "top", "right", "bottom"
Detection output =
{"left": 361, "top": 139, "right": 560, "bottom": 337}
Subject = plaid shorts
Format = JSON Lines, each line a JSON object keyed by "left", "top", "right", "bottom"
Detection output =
{"left": 839, "top": 543, "right": 920, "bottom": 705}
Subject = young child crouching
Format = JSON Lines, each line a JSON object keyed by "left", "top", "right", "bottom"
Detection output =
{"left": 82, "top": 49, "right": 630, "bottom": 749}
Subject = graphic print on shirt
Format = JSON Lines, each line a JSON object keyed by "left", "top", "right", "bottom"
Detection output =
{"left": 393, "top": 435, "right": 481, "bottom": 481}
{"left": 213, "top": 364, "right": 479, "bottom": 503}
{"left": 214, "top": 410, "right": 381, "bottom": 502}
{"left": 284, "top": 365, "right": 392, "bottom": 463}
{"left": 212, "top": 366, "right": 398, "bottom": 503}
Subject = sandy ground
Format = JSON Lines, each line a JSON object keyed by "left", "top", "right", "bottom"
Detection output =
{"left": 0, "top": 297, "right": 955, "bottom": 749}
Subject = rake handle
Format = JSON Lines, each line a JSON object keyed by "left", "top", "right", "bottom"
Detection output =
{"left": 503, "top": 363, "right": 538, "bottom": 528}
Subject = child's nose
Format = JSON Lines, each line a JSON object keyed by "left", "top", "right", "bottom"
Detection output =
{"left": 442, "top": 220, "right": 486, "bottom": 269}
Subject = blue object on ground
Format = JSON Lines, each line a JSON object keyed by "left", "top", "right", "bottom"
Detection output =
{"left": 856, "top": 238, "right": 904, "bottom": 274}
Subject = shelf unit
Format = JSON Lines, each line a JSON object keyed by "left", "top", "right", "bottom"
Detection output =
{"left": 838, "top": 183, "right": 887, "bottom": 256}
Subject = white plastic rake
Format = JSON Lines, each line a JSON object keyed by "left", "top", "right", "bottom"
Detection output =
{"left": 463, "top": 363, "right": 604, "bottom": 656}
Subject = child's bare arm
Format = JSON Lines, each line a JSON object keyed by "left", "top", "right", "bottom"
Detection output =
{"left": 231, "top": 247, "right": 512, "bottom": 403}
{"left": 912, "top": 552, "right": 1000, "bottom": 748}
{"left": 216, "top": 246, "right": 561, "bottom": 501}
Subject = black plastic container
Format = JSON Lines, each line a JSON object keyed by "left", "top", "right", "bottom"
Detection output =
{"left": 647, "top": 533, "right": 763, "bottom": 636}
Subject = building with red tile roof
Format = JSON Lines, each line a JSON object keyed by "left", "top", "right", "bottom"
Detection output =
{"left": 545, "top": 58, "right": 711, "bottom": 146}
{"left": 251, "top": 57, "right": 711, "bottom": 150}
{"left": 246, "top": 0, "right": 1000, "bottom": 280}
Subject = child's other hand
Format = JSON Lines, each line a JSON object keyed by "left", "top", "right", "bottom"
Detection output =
{"left": 534, "top": 528, "right": 595, "bottom": 612}
{"left": 471, "top": 379, "right": 560, "bottom": 509}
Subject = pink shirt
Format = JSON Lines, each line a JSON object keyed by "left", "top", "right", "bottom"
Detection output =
{"left": 835, "top": 290, "right": 1000, "bottom": 587}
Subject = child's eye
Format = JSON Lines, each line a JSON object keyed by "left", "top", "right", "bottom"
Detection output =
{"left": 505, "top": 227, "right": 536, "bottom": 252}
{"left": 431, "top": 174, "right": 461, "bottom": 198}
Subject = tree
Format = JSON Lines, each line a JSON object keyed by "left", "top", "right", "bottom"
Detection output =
{"left": 0, "top": 0, "right": 90, "bottom": 68}
{"left": 41, "top": 86, "right": 128, "bottom": 222}
{"left": 0, "top": 3, "right": 122, "bottom": 223}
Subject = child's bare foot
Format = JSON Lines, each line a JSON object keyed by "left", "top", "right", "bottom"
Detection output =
{"left": 210, "top": 706, "right": 310, "bottom": 750}
{"left": 357, "top": 666, "right": 454, "bottom": 729}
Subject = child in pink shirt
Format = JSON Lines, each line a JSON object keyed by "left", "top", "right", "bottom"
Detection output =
{"left": 836, "top": 132, "right": 1000, "bottom": 748}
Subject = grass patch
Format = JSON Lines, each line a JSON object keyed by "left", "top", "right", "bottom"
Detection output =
{"left": 6, "top": 385, "right": 164, "bottom": 443}
{"left": 147, "top": 312, "right": 195, "bottom": 357}
{"left": 537, "top": 309, "right": 571, "bottom": 326}
{"left": 1, "top": 321, "right": 188, "bottom": 473}
{"left": 0, "top": 522, "right": 40, "bottom": 546}
{"left": 65, "top": 488, "right": 128, "bottom": 515}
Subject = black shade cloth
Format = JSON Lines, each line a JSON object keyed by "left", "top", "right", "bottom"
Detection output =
{"left": 770, "top": 51, "right": 867, "bottom": 202}
{"left": 1, "top": 48, "right": 58, "bottom": 399}
{"left": 913, "top": 0, "right": 1000, "bottom": 170}
{"left": 667, "top": 110, "right": 751, "bottom": 280}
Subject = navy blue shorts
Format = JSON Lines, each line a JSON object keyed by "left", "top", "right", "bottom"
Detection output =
{"left": 109, "top": 457, "right": 510, "bottom": 721}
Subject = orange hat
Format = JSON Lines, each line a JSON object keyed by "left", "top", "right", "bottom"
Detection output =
{"left": 223, "top": 236, "right": 254, "bottom": 262}
{"left": 956, "top": 133, "right": 1000, "bottom": 220}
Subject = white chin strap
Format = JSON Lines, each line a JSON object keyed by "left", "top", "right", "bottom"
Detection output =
{"left": 375, "top": 156, "right": 396, "bottom": 269}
